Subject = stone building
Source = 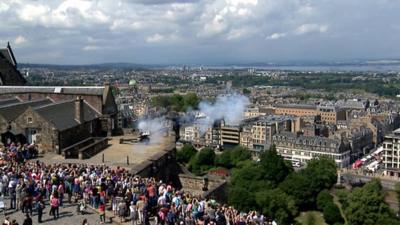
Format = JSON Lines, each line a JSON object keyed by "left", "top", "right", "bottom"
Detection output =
{"left": 383, "top": 129, "right": 400, "bottom": 177}
{"left": 0, "top": 98, "right": 54, "bottom": 142}
{"left": 13, "top": 97, "right": 101, "bottom": 153}
{"left": 0, "top": 43, "right": 26, "bottom": 85}
{"left": 274, "top": 104, "right": 346, "bottom": 125}
{"left": 332, "top": 126, "right": 374, "bottom": 161}
{"left": 273, "top": 132, "right": 351, "bottom": 168}
{"left": 241, "top": 115, "right": 295, "bottom": 152}
{"left": 0, "top": 84, "right": 118, "bottom": 136}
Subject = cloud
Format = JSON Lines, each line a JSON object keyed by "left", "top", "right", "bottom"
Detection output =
{"left": 266, "top": 32, "right": 287, "bottom": 40}
{"left": 294, "top": 24, "right": 328, "bottom": 35}
{"left": 145, "top": 33, "right": 179, "bottom": 43}
{"left": 15, "top": 35, "right": 27, "bottom": 45}
{"left": 82, "top": 45, "right": 101, "bottom": 51}
{"left": 0, "top": 0, "right": 399, "bottom": 64}
{"left": 0, "top": 2, "right": 10, "bottom": 12}
{"left": 146, "top": 34, "right": 165, "bottom": 43}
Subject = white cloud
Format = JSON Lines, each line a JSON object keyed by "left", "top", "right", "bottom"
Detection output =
{"left": 82, "top": 45, "right": 101, "bottom": 51}
{"left": 15, "top": 35, "right": 27, "bottom": 45}
{"left": 146, "top": 33, "right": 164, "bottom": 43}
{"left": 295, "top": 24, "right": 328, "bottom": 35}
{"left": 0, "top": 2, "right": 10, "bottom": 12}
{"left": 18, "top": 4, "right": 50, "bottom": 23}
{"left": 0, "top": 0, "right": 399, "bottom": 64}
{"left": 266, "top": 32, "right": 287, "bottom": 40}
{"left": 226, "top": 0, "right": 258, "bottom": 7}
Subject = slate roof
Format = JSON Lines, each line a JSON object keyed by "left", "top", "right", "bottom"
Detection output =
{"left": 0, "top": 48, "right": 16, "bottom": 66}
{"left": 273, "top": 132, "right": 349, "bottom": 153}
{"left": 0, "top": 44, "right": 26, "bottom": 85}
{"left": 275, "top": 104, "right": 317, "bottom": 110}
{"left": 0, "top": 98, "right": 21, "bottom": 107}
{"left": 34, "top": 100, "right": 100, "bottom": 131}
{"left": 0, "top": 86, "right": 105, "bottom": 95}
{"left": 0, "top": 98, "right": 53, "bottom": 121}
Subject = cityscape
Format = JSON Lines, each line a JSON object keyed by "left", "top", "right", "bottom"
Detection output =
{"left": 1, "top": 1, "right": 400, "bottom": 225}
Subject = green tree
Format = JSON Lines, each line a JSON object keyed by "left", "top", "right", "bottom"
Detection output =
{"left": 242, "top": 88, "right": 251, "bottom": 95}
{"left": 345, "top": 179, "right": 399, "bottom": 225}
{"left": 230, "top": 145, "right": 252, "bottom": 166}
{"left": 316, "top": 189, "right": 333, "bottom": 211}
{"left": 323, "top": 202, "right": 343, "bottom": 225}
{"left": 188, "top": 147, "right": 216, "bottom": 175}
{"left": 150, "top": 93, "right": 200, "bottom": 112}
{"left": 255, "top": 188, "right": 298, "bottom": 225}
{"left": 183, "top": 92, "right": 200, "bottom": 110}
{"left": 395, "top": 182, "right": 400, "bottom": 213}
{"left": 215, "top": 150, "right": 234, "bottom": 168}
{"left": 176, "top": 144, "right": 197, "bottom": 163}
{"left": 305, "top": 157, "right": 337, "bottom": 191}
{"left": 280, "top": 157, "right": 337, "bottom": 208}
{"left": 215, "top": 146, "right": 252, "bottom": 169}
{"left": 228, "top": 186, "right": 256, "bottom": 212}
{"left": 259, "top": 145, "right": 293, "bottom": 186}
{"left": 304, "top": 213, "right": 316, "bottom": 225}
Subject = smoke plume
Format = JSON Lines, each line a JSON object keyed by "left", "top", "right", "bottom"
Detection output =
{"left": 195, "top": 93, "right": 250, "bottom": 133}
{"left": 137, "top": 116, "right": 169, "bottom": 145}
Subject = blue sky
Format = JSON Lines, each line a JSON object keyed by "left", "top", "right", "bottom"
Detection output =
{"left": 0, "top": 0, "right": 399, "bottom": 65}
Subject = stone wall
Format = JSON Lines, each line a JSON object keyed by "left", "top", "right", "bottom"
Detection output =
{"left": 178, "top": 174, "right": 227, "bottom": 202}
{"left": 14, "top": 107, "right": 57, "bottom": 152}
{"left": 131, "top": 144, "right": 181, "bottom": 186}
{"left": 59, "top": 120, "right": 101, "bottom": 152}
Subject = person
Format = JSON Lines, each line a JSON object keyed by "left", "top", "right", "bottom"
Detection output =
{"left": 36, "top": 200, "right": 45, "bottom": 223}
{"left": 77, "top": 199, "right": 86, "bottom": 215}
{"left": 130, "top": 202, "right": 139, "bottom": 225}
{"left": 3, "top": 217, "right": 10, "bottom": 225}
{"left": 50, "top": 193, "right": 60, "bottom": 220}
{"left": 99, "top": 202, "right": 106, "bottom": 224}
{"left": 22, "top": 214, "right": 32, "bottom": 225}
{"left": 82, "top": 219, "right": 89, "bottom": 225}
{"left": 118, "top": 201, "right": 126, "bottom": 223}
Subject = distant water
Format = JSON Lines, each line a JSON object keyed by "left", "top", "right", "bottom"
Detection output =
{"left": 213, "top": 64, "right": 400, "bottom": 72}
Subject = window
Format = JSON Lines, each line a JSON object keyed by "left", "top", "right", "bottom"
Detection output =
{"left": 27, "top": 117, "right": 33, "bottom": 124}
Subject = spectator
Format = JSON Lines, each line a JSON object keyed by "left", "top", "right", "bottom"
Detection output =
{"left": 22, "top": 214, "right": 32, "bottom": 225}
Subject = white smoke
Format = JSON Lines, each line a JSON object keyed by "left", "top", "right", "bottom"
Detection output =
{"left": 137, "top": 116, "right": 168, "bottom": 145}
{"left": 195, "top": 93, "right": 250, "bottom": 134}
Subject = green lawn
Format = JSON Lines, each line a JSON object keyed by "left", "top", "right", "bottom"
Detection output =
{"left": 296, "top": 211, "right": 327, "bottom": 225}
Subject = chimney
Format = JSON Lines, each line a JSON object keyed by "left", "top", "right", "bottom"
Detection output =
{"left": 75, "top": 96, "right": 84, "bottom": 124}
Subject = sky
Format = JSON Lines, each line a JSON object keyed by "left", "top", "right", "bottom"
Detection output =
{"left": 0, "top": 0, "right": 399, "bottom": 65}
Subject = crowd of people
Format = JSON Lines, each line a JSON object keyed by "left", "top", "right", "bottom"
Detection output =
{"left": 0, "top": 143, "right": 272, "bottom": 225}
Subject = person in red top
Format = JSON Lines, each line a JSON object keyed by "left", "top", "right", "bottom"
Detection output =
{"left": 50, "top": 193, "right": 60, "bottom": 220}
{"left": 99, "top": 203, "right": 106, "bottom": 224}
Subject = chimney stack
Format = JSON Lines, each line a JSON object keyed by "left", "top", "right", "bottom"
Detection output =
{"left": 75, "top": 96, "right": 84, "bottom": 124}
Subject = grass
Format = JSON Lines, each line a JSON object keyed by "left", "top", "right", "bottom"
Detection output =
{"left": 295, "top": 211, "right": 327, "bottom": 225}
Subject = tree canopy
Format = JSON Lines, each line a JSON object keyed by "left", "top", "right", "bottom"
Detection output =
{"left": 343, "top": 179, "right": 400, "bottom": 225}
{"left": 176, "top": 144, "right": 197, "bottom": 163}
{"left": 151, "top": 93, "right": 200, "bottom": 112}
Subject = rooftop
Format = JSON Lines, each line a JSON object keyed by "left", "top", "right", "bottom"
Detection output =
{"left": 0, "top": 86, "right": 105, "bottom": 96}
{"left": 34, "top": 100, "right": 100, "bottom": 131}
{"left": 0, "top": 98, "right": 53, "bottom": 121}
{"left": 275, "top": 104, "right": 317, "bottom": 110}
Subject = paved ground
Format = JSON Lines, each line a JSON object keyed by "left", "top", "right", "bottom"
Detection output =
{"left": 0, "top": 198, "right": 117, "bottom": 225}
{"left": 38, "top": 135, "right": 174, "bottom": 169}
